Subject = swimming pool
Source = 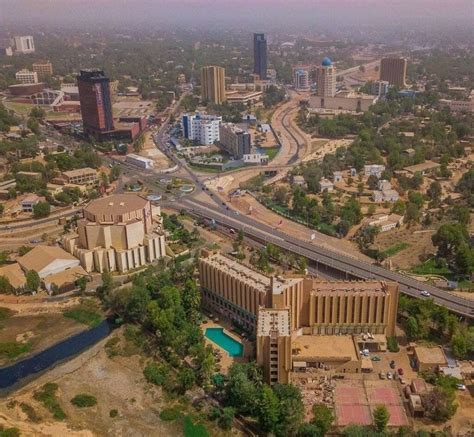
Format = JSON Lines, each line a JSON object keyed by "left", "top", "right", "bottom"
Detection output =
{"left": 205, "top": 328, "right": 243, "bottom": 357}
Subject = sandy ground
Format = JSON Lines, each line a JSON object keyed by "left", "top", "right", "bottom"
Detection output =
{"left": 227, "top": 193, "right": 371, "bottom": 261}
{"left": 0, "top": 330, "right": 178, "bottom": 437}
{"left": 302, "top": 139, "right": 353, "bottom": 163}
{"left": 0, "top": 296, "right": 83, "bottom": 315}
{"left": 139, "top": 131, "right": 172, "bottom": 170}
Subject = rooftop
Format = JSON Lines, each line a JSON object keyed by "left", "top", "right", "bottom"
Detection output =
{"left": 18, "top": 245, "right": 78, "bottom": 273}
{"left": 0, "top": 263, "right": 26, "bottom": 288}
{"left": 309, "top": 279, "right": 389, "bottom": 295}
{"left": 43, "top": 265, "right": 88, "bottom": 287}
{"left": 414, "top": 345, "right": 448, "bottom": 365}
{"left": 62, "top": 167, "right": 97, "bottom": 178}
{"left": 404, "top": 160, "right": 440, "bottom": 173}
{"left": 84, "top": 194, "right": 148, "bottom": 219}
{"left": 292, "top": 335, "right": 358, "bottom": 361}
{"left": 257, "top": 308, "right": 290, "bottom": 337}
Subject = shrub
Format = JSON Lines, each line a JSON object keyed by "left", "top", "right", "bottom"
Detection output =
{"left": 109, "top": 409, "right": 119, "bottom": 418}
{"left": 387, "top": 336, "right": 399, "bottom": 352}
{"left": 143, "top": 362, "right": 170, "bottom": 386}
{"left": 20, "top": 402, "right": 41, "bottom": 422}
{"left": 159, "top": 407, "right": 181, "bottom": 421}
{"left": 70, "top": 394, "right": 97, "bottom": 408}
{"left": 33, "top": 383, "right": 66, "bottom": 420}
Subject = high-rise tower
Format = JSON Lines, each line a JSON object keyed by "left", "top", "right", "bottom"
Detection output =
{"left": 380, "top": 57, "right": 407, "bottom": 88}
{"left": 315, "top": 57, "right": 336, "bottom": 98}
{"left": 201, "top": 66, "right": 226, "bottom": 105}
{"left": 253, "top": 33, "right": 267, "bottom": 80}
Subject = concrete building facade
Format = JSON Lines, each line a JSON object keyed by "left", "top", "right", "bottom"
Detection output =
{"left": 219, "top": 123, "right": 251, "bottom": 159}
{"left": 62, "top": 168, "right": 98, "bottom": 185}
{"left": 315, "top": 57, "right": 336, "bottom": 98}
{"left": 14, "top": 36, "right": 35, "bottom": 54}
{"left": 62, "top": 194, "right": 166, "bottom": 273}
{"left": 181, "top": 112, "right": 222, "bottom": 145}
{"left": 253, "top": 33, "right": 267, "bottom": 80}
{"left": 380, "top": 58, "right": 407, "bottom": 88}
{"left": 15, "top": 69, "right": 38, "bottom": 84}
{"left": 32, "top": 60, "right": 53, "bottom": 76}
{"left": 201, "top": 66, "right": 226, "bottom": 105}
{"left": 294, "top": 69, "right": 310, "bottom": 91}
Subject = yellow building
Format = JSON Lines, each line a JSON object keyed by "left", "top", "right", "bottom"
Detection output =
{"left": 201, "top": 66, "right": 226, "bottom": 105}
{"left": 32, "top": 60, "right": 53, "bottom": 76}
{"left": 199, "top": 251, "right": 399, "bottom": 384}
{"left": 62, "top": 194, "right": 166, "bottom": 273}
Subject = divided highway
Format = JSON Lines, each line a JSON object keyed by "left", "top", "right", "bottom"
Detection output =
{"left": 181, "top": 197, "right": 474, "bottom": 319}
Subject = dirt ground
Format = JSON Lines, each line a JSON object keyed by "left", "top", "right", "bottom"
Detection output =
{"left": 139, "top": 131, "right": 173, "bottom": 170}
{"left": 0, "top": 330, "right": 179, "bottom": 437}
{"left": 0, "top": 310, "right": 86, "bottom": 367}
{"left": 375, "top": 225, "right": 436, "bottom": 269}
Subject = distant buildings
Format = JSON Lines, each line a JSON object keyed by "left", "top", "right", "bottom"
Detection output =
{"left": 439, "top": 96, "right": 474, "bottom": 113}
{"left": 125, "top": 154, "right": 155, "bottom": 169}
{"left": 309, "top": 90, "right": 377, "bottom": 113}
{"left": 21, "top": 194, "right": 45, "bottom": 212}
{"left": 201, "top": 66, "right": 226, "bottom": 105}
{"left": 32, "top": 60, "right": 53, "bottom": 76}
{"left": 14, "top": 36, "right": 35, "bottom": 54}
{"left": 61, "top": 168, "right": 98, "bottom": 185}
{"left": 364, "top": 164, "right": 385, "bottom": 178}
{"left": 62, "top": 194, "right": 166, "bottom": 273}
{"left": 199, "top": 251, "right": 399, "bottom": 385}
{"left": 219, "top": 123, "right": 251, "bottom": 159}
{"left": 181, "top": 112, "right": 222, "bottom": 145}
{"left": 15, "top": 69, "right": 38, "bottom": 84}
{"left": 77, "top": 69, "right": 115, "bottom": 139}
{"left": 294, "top": 69, "right": 310, "bottom": 91}
{"left": 253, "top": 33, "right": 268, "bottom": 80}
{"left": 380, "top": 57, "right": 407, "bottom": 88}
{"left": 369, "top": 80, "right": 390, "bottom": 97}
{"left": 315, "top": 57, "right": 336, "bottom": 98}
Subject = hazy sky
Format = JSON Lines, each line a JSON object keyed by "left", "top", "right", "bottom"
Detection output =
{"left": 0, "top": 0, "right": 472, "bottom": 31}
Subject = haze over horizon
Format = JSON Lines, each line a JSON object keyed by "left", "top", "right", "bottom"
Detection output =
{"left": 0, "top": 0, "right": 472, "bottom": 32}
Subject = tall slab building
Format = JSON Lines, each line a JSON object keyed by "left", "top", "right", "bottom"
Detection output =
{"left": 380, "top": 57, "right": 407, "bottom": 88}
{"left": 201, "top": 66, "right": 226, "bottom": 105}
{"left": 253, "top": 33, "right": 267, "bottom": 80}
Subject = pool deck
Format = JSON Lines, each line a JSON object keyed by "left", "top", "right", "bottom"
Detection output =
{"left": 201, "top": 319, "right": 252, "bottom": 373}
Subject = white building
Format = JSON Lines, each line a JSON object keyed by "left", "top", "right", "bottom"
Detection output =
{"left": 372, "top": 189, "right": 399, "bottom": 203}
{"left": 320, "top": 178, "right": 334, "bottom": 192}
{"left": 365, "top": 214, "right": 404, "bottom": 232}
{"left": 364, "top": 164, "right": 385, "bottom": 178}
{"left": 333, "top": 171, "right": 343, "bottom": 182}
{"left": 315, "top": 57, "right": 336, "bottom": 98}
{"left": 309, "top": 90, "right": 378, "bottom": 113}
{"left": 181, "top": 112, "right": 222, "bottom": 145}
{"left": 15, "top": 69, "right": 38, "bottom": 84}
{"left": 21, "top": 195, "right": 45, "bottom": 212}
{"left": 14, "top": 36, "right": 35, "bottom": 54}
{"left": 243, "top": 153, "right": 269, "bottom": 165}
{"left": 18, "top": 246, "right": 80, "bottom": 279}
{"left": 125, "top": 154, "right": 154, "bottom": 169}
{"left": 294, "top": 69, "right": 310, "bottom": 91}
{"left": 369, "top": 81, "right": 390, "bottom": 97}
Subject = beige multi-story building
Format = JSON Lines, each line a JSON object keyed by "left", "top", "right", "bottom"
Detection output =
{"left": 61, "top": 167, "right": 98, "bottom": 185}
{"left": 315, "top": 57, "right": 336, "bottom": 98}
{"left": 62, "top": 194, "right": 166, "bottom": 273}
{"left": 380, "top": 57, "right": 407, "bottom": 88}
{"left": 32, "top": 60, "right": 53, "bottom": 76}
{"left": 15, "top": 69, "right": 38, "bottom": 84}
{"left": 219, "top": 123, "right": 251, "bottom": 159}
{"left": 199, "top": 251, "right": 400, "bottom": 384}
{"left": 201, "top": 66, "right": 226, "bottom": 104}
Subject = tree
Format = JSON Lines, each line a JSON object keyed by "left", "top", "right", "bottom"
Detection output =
{"left": 432, "top": 223, "right": 469, "bottom": 261}
{"left": 373, "top": 405, "right": 389, "bottom": 432}
{"left": 26, "top": 270, "right": 41, "bottom": 291}
{"left": 311, "top": 404, "right": 334, "bottom": 435}
{"left": 257, "top": 385, "right": 280, "bottom": 432}
{"left": 0, "top": 276, "right": 14, "bottom": 294}
{"left": 182, "top": 279, "right": 201, "bottom": 324}
{"left": 391, "top": 199, "right": 406, "bottom": 215}
{"left": 75, "top": 276, "right": 88, "bottom": 293}
{"left": 177, "top": 367, "right": 195, "bottom": 394}
{"left": 405, "top": 202, "right": 420, "bottom": 223}
{"left": 427, "top": 181, "right": 442, "bottom": 202}
{"left": 27, "top": 117, "right": 40, "bottom": 134}
{"left": 367, "top": 175, "right": 379, "bottom": 190}
{"left": 423, "top": 387, "right": 457, "bottom": 422}
{"left": 273, "top": 384, "right": 305, "bottom": 437}
{"left": 110, "top": 165, "right": 121, "bottom": 182}
{"left": 218, "top": 407, "right": 235, "bottom": 430}
{"left": 273, "top": 185, "right": 289, "bottom": 205}
{"left": 298, "top": 423, "right": 325, "bottom": 437}
{"left": 405, "top": 316, "right": 420, "bottom": 340}
{"left": 456, "top": 168, "right": 474, "bottom": 206}
{"left": 33, "top": 201, "right": 51, "bottom": 218}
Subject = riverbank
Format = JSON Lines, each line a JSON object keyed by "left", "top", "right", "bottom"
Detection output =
{"left": 0, "top": 328, "right": 179, "bottom": 436}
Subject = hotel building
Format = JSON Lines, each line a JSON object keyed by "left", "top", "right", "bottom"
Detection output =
{"left": 219, "top": 123, "right": 251, "bottom": 159}
{"left": 199, "top": 251, "right": 399, "bottom": 384}
{"left": 201, "top": 66, "right": 226, "bottom": 105}
{"left": 62, "top": 194, "right": 166, "bottom": 273}
{"left": 181, "top": 112, "right": 222, "bottom": 145}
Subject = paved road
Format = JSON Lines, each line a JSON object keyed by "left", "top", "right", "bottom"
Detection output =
{"left": 180, "top": 196, "right": 474, "bottom": 318}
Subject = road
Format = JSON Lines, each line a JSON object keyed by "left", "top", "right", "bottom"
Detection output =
{"left": 179, "top": 196, "right": 474, "bottom": 319}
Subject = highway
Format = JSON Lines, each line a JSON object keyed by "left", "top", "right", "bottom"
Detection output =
{"left": 180, "top": 196, "right": 474, "bottom": 319}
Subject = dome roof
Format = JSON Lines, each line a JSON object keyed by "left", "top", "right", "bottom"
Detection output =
{"left": 322, "top": 57, "right": 332, "bottom": 66}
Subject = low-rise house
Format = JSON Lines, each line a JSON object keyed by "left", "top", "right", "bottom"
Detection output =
{"left": 333, "top": 171, "right": 343, "bottom": 182}
{"left": 364, "top": 164, "right": 385, "bottom": 178}
{"left": 319, "top": 178, "right": 334, "bottom": 192}
{"left": 16, "top": 171, "right": 42, "bottom": 180}
{"left": 413, "top": 345, "right": 448, "bottom": 372}
{"left": 377, "top": 179, "right": 392, "bottom": 191}
{"left": 0, "top": 263, "right": 27, "bottom": 290}
{"left": 402, "top": 148, "right": 416, "bottom": 157}
{"left": 243, "top": 153, "right": 268, "bottom": 165}
{"left": 372, "top": 189, "right": 399, "bottom": 203}
{"left": 292, "top": 175, "right": 307, "bottom": 188}
{"left": 364, "top": 214, "right": 403, "bottom": 232}
{"left": 21, "top": 195, "right": 45, "bottom": 212}
{"left": 62, "top": 167, "right": 98, "bottom": 185}
{"left": 404, "top": 161, "right": 440, "bottom": 176}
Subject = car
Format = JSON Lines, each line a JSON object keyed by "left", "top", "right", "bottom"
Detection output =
{"left": 456, "top": 384, "right": 466, "bottom": 391}
{"left": 420, "top": 290, "right": 431, "bottom": 297}
{"left": 371, "top": 356, "right": 381, "bottom": 362}
{"left": 379, "top": 372, "right": 386, "bottom": 380}
{"left": 387, "top": 372, "right": 393, "bottom": 380}
{"left": 399, "top": 378, "right": 406, "bottom": 385}
{"left": 398, "top": 368, "right": 404, "bottom": 376}
{"left": 390, "top": 360, "right": 396, "bottom": 369}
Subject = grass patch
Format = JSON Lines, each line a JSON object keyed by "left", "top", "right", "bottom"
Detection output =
{"left": 381, "top": 242, "right": 410, "bottom": 258}
{"left": 263, "top": 146, "right": 280, "bottom": 161}
{"left": 0, "top": 341, "right": 31, "bottom": 360}
{"left": 63, "top": 306, "right": 102, "bottom": 327}
{"left": 159, "top": 406, "right": 182, "bottom": 421}
{"left": 0, "top": 427, "right": 20, "bottom": 437}
{"left": 410, "top": 259, "right": 451, "bottom": 276}
{"left": 20, "top": 402, "right": 41, "bottom": 422}
{"left": 0, "top": 307, "right": 12, "bottom": 322}
{"left": 33, "top": 383, "right": 66, "bottom": 420}
{"left": 183, "top": 415, "right": 209, "bottom": 437}
{"left": 71, "top": 394, "right": 97, "bottom": 408}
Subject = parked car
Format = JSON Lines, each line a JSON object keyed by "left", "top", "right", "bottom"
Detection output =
{"left": 379, "top": 372, "right": 386, "bottom": 380}
{"left": 456, "top": 384, "right": 466, "bottom": 391}
{"left": 420, "top": 290, "right": 431, "bottom": 297}
{"left": 387, "top": 372, "right": 393, "bottom": 380}
{"left": 371, "top": 356, "right": 381, "bottom": 362}
{"left": 399, "top": 378, "right": 406, "bottom": 385}
{"left": 398, "top": 368, "right": 404, "bottom": 376}
{"left": 390, "top": 360, "right": 396, "bottom": 369}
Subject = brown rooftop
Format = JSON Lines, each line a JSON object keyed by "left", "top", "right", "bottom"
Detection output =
{"left": 292, "top": 335, "right": 358, "bottom": 361}
{"left": 414, "top": 346, "right": 448, "bottom": 365}
{"left": 84, "top": 194, "right": 148, "bottom": 219}
{"left": 18, "top": 245, "right": 78, "bottom": 273}
{"left": 62, "top": 167, "right": 97, "bottom": 178}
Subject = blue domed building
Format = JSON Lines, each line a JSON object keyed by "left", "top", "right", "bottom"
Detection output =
{"left": 321, "top": 57, "right": 332, "bottom": 66}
